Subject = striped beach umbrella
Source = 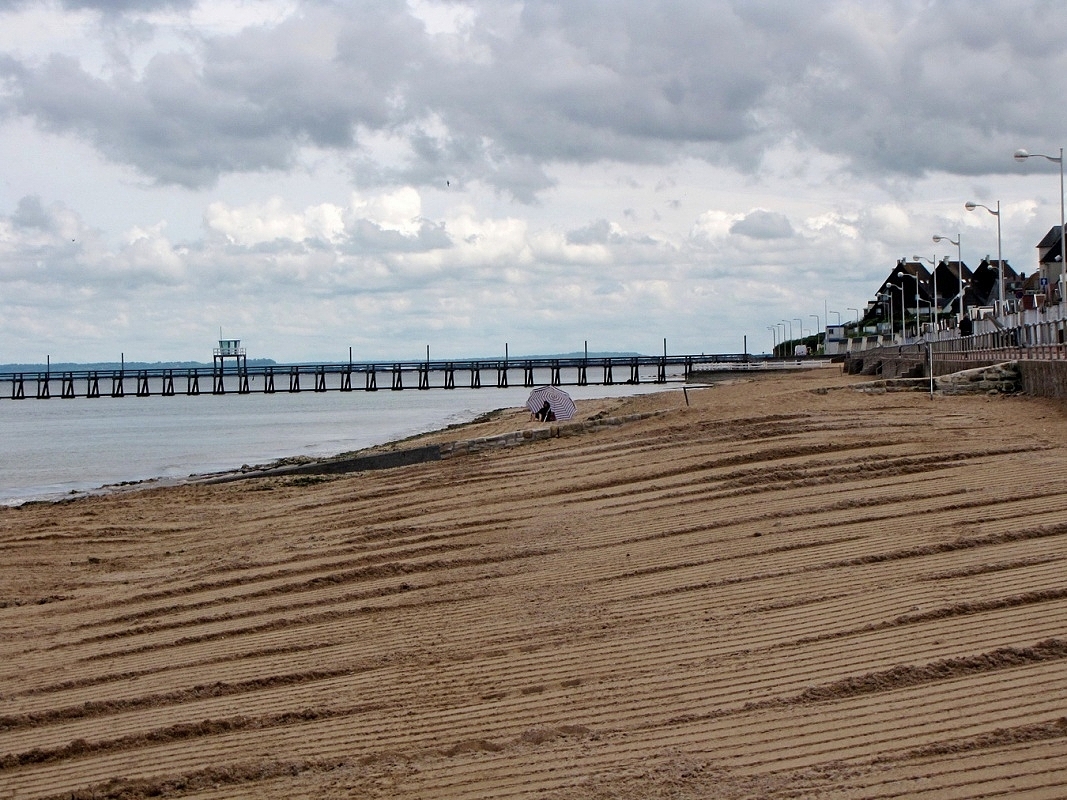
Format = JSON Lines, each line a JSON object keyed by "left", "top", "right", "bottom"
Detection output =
{"left": 525, "top": 385, "right": 577, "bottom": 421}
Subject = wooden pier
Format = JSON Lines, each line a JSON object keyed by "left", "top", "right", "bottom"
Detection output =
{"left": 1, "top": 353, "right": 779, "bottom": 400}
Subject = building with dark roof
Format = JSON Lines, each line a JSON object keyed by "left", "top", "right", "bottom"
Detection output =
{"left": 1033, "top": 226, "right": 1066, "bottom": 304}
{"left": 859, "top": 255, "right": 1006, "bottom": 336}
{"left": 970, "top": 257, "right": 1019, "bottom": 309}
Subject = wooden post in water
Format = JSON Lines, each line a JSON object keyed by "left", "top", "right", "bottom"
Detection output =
{"left": 38, "top": 355, "right": 51, "bottom": 399}
{"left": 341, "top": 348, "right": 353, "bottom": 392}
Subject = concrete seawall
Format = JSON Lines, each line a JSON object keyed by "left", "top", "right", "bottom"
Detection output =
{"left": 844, "top": 348, "right": 1067, "bottom": 399}
{"left": 1016, "top": 360, "right": 1067, "bottom": 398}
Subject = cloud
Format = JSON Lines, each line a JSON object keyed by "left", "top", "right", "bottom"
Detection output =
{"left": 2, "top": 0, "right": 1064, "bottom": 200}
{"left": 205, "top": 197, "right": 346, "bottom": 246}
{"left": 729, "top": 209, "right": 794, "bottom": 240}
{"left": 0, "top": 0, "right": 194, "bottom": 9}
{"left": 11, "top": 194, "right": 53, "bottom": 230}
{"left": 3, "top": 1, "right": 1067, "bottom": 363}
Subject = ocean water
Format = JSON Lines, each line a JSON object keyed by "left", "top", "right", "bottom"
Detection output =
{"left": 0, "top": 381, "right": 680, "bottom": 505}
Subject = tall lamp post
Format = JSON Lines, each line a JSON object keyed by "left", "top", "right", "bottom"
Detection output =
{"left": 965, "top": 201, "right": 1004, "bottom": 311}
{"left": 1014, "top": 148, "right": 1065, "bottom": 303}
{"left": 916, "top": 296, "right": 936, "bottom": 398}
{"left": 912, "top": 255, "right": 938, "bottom": 334}
{"left": 888, "top": 283, "right": 906, "bottom": 340}
{"left": 781, "top": 319, "right": 793, "bottom": 344}
{"left": 768, "top": 325, "right": 778, "bottom": 354}
{"left": 895, "top": 270, "right": 920, "bottom": 338}
{"left": 933, "top": 234, "right": 964, "bottom": 325}
{"left": 878, "top": 293, "right": 893, "bottom": 338}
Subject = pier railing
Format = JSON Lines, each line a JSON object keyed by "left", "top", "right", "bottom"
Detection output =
{"left": 1, "top": 352, "right": 782, "bottom": 400}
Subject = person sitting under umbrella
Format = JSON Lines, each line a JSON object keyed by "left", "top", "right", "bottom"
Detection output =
{"left": 526, "top": 385, "right": 575, "bottom": 422}
{"left": 535, "top": 400, "right": 555, "bottom": 422}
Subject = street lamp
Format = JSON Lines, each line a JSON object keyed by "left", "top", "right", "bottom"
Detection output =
{"left": 767, "top": 325, "right": 778, "bottom": 354}
{"left": 894, "top": 270, "right": 920, "bottom": 338}
{"left": 847, "top": 307, "right": 860, "bottom": 323}
{"left": 913, "top": 255, "right": 939, "bottom": 333}
{"left": 828, "top": 310, "right": 842, "bottom": 325}
{"left": 1014, "top": 147, "right": 1065, "bottom": 303}
{"left": 888, "top": 283, "right": 906, "bottom": 340}
{"left": 933, "top": 234, "right": 964, "bottom": 325}
{"left": 781, "top": 319, "right": 792, "bottom": 343}
{"left": 878, "top": 293, "right": 893, "bottom": 338}
{"left": 965, "top": 200, "right": 1004, "bottom": 311}
{"left": 915, "top": 295, "right": 936, "bottom": 398}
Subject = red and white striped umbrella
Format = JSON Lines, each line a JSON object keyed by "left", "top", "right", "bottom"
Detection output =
{"left": 525, "top": 385, "right": 577, "bottom": 421}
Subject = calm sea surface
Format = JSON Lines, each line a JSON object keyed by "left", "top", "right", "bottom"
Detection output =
{"left": 0, "top": 382, "right": 679, "bottom": 505}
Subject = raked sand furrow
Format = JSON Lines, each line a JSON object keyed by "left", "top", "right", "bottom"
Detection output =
{"left": 4, "top": 571, "right": 1062, "bottom": 725}
{"left": 3, "top": 369, "right": 1067, "bottom": 798}
{"left": 6, "top": 600, "right": 1065, "bottom": 721}
{"left": 8, "top": 674, "right": 1057, "bottom": 800}
{"left": 807, "top": 741, "right": 1067, "bottom": 799}
{"left": 4, "top": 605, "right": 1062, "bottom": 772}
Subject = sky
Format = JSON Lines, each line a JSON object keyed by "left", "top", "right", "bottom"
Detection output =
{"left": 2, "top": 0, "right": 1067, "bottom": 364}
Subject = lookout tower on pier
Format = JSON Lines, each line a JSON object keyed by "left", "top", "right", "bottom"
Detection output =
{"left": 212, "top": 337, "right": 248, "bottom": 393}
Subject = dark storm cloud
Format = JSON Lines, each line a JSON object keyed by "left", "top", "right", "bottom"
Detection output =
{"left": 755, "top": 1, "right": 1067, "bottom": 176}
{"left": 2, "top": 0, "right": 1064, "bottom": 194}
{"left": 418, "top": 2, "right": 771, "bottom": 159}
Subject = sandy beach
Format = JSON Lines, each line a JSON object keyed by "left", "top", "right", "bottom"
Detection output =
{"left": 2, "top": 365, "right": 1067, "bottom": 799}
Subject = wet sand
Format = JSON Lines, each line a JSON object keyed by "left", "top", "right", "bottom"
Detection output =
{"left": 3, "top": 365, "right": 1067, "bottom": 799}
